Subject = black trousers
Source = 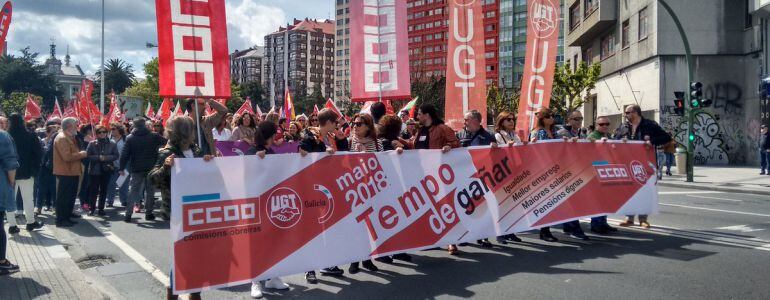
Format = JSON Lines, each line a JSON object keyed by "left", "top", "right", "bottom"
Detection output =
{"left": 56, "top": 176, "right": 80, "bottom": 223}
{"left": 87, "top": 174, "right": 112, "bottom": 213}
{"left": 0, "top": 213, "right": 6, "bottom": 261}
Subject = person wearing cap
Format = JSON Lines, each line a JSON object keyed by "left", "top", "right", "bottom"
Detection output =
{"left": 761, "top": 125, "right": 770, "bottom": 175}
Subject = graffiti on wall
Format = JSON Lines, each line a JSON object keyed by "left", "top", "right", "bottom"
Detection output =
{"left": 661, "top": 81, "right": 757, "bottom": 165}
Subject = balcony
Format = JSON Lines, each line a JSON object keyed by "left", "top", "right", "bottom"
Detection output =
{"left": 566, "top": 0, "right": 617, "bottom": 47}
{"left": 750, "top": 0, "right": 770, "bottom": 18}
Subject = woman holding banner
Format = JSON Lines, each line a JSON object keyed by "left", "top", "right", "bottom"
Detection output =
{"left": 230, "top": 113, "right": 256, "bottom": 146}
{"left": 283, "top": 121, "right": 303, "bottom": 142}
{"left": 531, "top": 108, "right": 560, "bottom": 242}
{"left": 493, "top": 112, "right": 523, "bottom": 244}
{"left": 247, "top": 121, "right": 291, "bottom": 298}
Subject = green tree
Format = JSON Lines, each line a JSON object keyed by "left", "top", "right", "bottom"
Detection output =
{"left": 95, "top": 58, "right": 136, "bottom": 95}
{"left": 125, "top": 58, "right": 160, "bottom": 110}
{"left": 411, "top": 76, "right": 446, "bottom": 119}
{"left": 226, "top": 81, "right": 245, "bottom": 113}
{"left": 0, "top": 92, "right": 41, "bottom": 115}
{"left": 550, "top": 61, "right": 601, "bottom": 118}
{"left": 295, "top": 82, "right": 326, "bottom": 116}
{"left": 0, "top": 47, "right": 61, "bottom": 111}
{"left": 240, "top": 81, "right": 267, "bottom": 113}
{"left": 487, "top": 85, "right": 520, "bottom": 124}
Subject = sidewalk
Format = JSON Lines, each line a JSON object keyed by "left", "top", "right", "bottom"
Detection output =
{"left": 1, "top": 221, "right": 105, "bottom": 300}
{"left": 658, "top": 166, "right": 770, "bottom": 195}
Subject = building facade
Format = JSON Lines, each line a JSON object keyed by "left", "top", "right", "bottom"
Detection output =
{"left": 264, "top": 19, "right": 336, "bottom": 107}
{"left": 44, "top": 43, "right": 86, "bottom": 102}
{"left": 499, "top": 0, "right": 565, "bottom": 88}
{"left": 407, "top": 0, "right": 500, "bottom": 86}
{"left": 565, "top": 0, "right": 767, "bottom": 166}
{"left": 229, "top": 46, "right": 265, "bottom": 85}
{"left": 334, "top": 0, "right": 351, "bottom": 101}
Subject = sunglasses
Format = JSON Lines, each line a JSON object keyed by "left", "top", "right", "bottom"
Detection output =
{"left": 97, "top": 131, "right": 108, "bottom": 134}
{"left": 572, "top": 117, "right": 584, "bottom": 121}
{"left": 597, "top": 123, "right": 610, "bottom": 127}
{"left": 311, "top": 119, "right": 318, "bottom": 122}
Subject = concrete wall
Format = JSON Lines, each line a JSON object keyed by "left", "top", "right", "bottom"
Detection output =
{"left": 594, "top": 58, "right": 661, "bottom": 127}
{"left": 659, "top": 55, "right": 763, "bottom": 166}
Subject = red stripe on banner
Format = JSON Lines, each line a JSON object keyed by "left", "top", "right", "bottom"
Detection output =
{"left": 373, "top": 71, "right": 390, "bottom": 84}
{"left": 180, "top": 0, "right": 210, "bottom": 16}
{"left": 372, "top": 42, "right": 388, "bottom": 55}
{"left": 185, "top": 72, "right": 205, "bottom": 87}
{"left": 516, "top": 0, "right": 561, "bottom": 141}
{"left": 182, "top": 36, "right": 203, "bottom": 51}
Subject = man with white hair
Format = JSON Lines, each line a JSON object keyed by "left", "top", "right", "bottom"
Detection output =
{"left": 53, "top": 118, "right": 87, "bottom": 227}
{"left": 0, "top": 116, "right": 8, "bottom": 131}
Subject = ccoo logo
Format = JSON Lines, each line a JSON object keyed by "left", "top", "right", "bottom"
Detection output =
{"left": 529, "top": 0, "right": 558, "bottom": 39}
{"left": 266, "top": 187, "right": 303, "bottom": 229}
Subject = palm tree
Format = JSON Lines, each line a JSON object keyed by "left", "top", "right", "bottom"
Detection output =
{"left": 95, "top": 58, "right": 136, "bottom": 94}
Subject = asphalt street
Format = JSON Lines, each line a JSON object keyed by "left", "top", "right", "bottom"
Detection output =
{"left": 41, "top": 185, "right": 770, "bottom": 299}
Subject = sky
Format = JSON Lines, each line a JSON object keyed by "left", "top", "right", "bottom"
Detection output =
{"left": 6, "top": 0, "right": 334, "bottom": 78}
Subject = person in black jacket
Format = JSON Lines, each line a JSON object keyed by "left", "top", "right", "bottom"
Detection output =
{"left": 615, "top": 105, "right": 672, "bottom": 229}
{"left": 36, "top": 122, "right": 59, "bottom": 213}
{"left": 5, "top": 114, "right": 43, "bottom": 233}
{"left": 298, "top": 108, "right": 347, "bottom": 283}
{"left": 85, "top": 126, "right": 119, "bottom": 216}
{"left": 119, "top": 118, "right": 165, "bottom": 222}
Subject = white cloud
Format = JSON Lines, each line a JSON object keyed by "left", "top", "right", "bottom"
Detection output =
{"left": 226, "top": 0, "right": 286, "bottom": 49}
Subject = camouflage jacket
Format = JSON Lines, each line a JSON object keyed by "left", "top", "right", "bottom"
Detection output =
{"left": 149, "top": 144, "right": 204, "bottom": 212}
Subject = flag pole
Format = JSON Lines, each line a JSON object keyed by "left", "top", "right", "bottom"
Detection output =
{"left": 100, "top": 0, "right": 106, "bottom": 114}
{"left": 194, "top": 87, "right": 203, "bottom": 151}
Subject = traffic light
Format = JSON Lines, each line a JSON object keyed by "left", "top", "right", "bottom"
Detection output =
{"left": 690, "top": 82, "right": 703, "bottom": 108}
{"left": 673, "top": 91, "right": 685, "bottom": 116}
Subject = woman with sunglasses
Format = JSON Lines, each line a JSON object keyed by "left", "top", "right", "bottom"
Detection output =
{"left": 85, "top": 125, "right": 119, "bottom": 216}
{"left": 531, "top": 108, "right": 559, "bottom": 242}
{"left": 492, "top": 112, "right": 523, "bottom": 244}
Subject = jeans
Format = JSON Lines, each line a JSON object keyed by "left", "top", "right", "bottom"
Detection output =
{"left": 0, "top": 213, "right": 6, "bottom": 260}
{"left": 87, "top": 174, "right": 112, "bottom": 213}
{"left": 761, "top": 149, "right": 768, "bottom": 172}
{"left": 56, "top": 176, "right": 80, "bottom": 223}
{"left": 9, "top": 179, "right": 35, "bottom": 225}
{"left": 127, "top": 172, "right": 155, "bottom": 215}
{"left": 665, "top": 153, "right": 674, "bottom": 172}
{"left": 106, "top": 172, "right": 129, "bottom": 206}
{"left": 35, "top": 169, "right": 56, "bottom": 208}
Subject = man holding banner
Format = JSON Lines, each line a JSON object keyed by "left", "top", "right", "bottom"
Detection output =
{"left": 185, "top": 98, "right": 228, "bottom": 156}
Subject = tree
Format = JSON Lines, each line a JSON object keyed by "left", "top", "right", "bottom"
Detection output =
{"left": 487, "top": 84, "right": 520, "bottom": 124}
{"left": 411, "top": 75, "right": 446, "bottom": 119}
{"left": 0, "top": 47, "right": 61, "bottom": 111}
{"left": 295, "top": 82, "right": 326, "bottom": 116}
{"left": 240, "top": 81, "right": 267, "bottom": 113}
{"left": 550, "top": 61, "right": 601, "bottom": 118}
{"left": 0, "top": 92, "right": 41, "bottom": 116}
{"left": 95, "top": 58, "right": 136, "bottom": 95}
{"left": 125, "top": 58, "right": 160, "bottom": 110}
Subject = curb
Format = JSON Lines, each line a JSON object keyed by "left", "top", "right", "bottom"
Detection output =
{"left": 658, "top": 181, "right": 770, "bottom": 196}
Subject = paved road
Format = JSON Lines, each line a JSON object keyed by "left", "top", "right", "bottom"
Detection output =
{"left": 43, "top": 186, "right": 770, "bottom": 299}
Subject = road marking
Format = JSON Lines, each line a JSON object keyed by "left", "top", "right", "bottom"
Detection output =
{"left": 606, "top": 218, "right": 770, "bottom": 252}
{"left": 659, "top": 191, "right": 723, "bottom": 195}
{"left": 83, "top": 217, "right": 170, "bottom": 287}
{"left": 687, "top": 195, "right": 742, "bottom": 202}
{"left": 659, "top": 203, "right": 770, "bottom": 218}
{"left": 716, "top": 225, "right": 764, "bottom": 233}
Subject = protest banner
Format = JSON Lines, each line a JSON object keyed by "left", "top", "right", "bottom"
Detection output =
{"left": 516, "top": 0, "right": 561, "bottom": 140}
{"left": 215, "top": 141, "right": 252, "bottom": 156}
{"left": 445, "top": 0, "right": 487, "bottom": 130}
{"left": 170, "top": 141, "right": 658, "bottom": 294}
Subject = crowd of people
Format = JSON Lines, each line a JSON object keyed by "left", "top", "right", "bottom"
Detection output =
{"left": 0, "top": 99, "right": 673, "bottom": 299}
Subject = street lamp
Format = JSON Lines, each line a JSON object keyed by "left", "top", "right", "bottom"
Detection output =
{"left": 146, "top": 42, "right": 158, "bottom": 49}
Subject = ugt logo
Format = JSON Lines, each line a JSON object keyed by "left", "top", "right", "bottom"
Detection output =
{"left": 630, "top": 161, "right": 649, "bottom": 185}
{"left": 267, "top": 188, "right": 303, "bottom": 229}
{"left": 529, "top": 0, "right": 558, "bottom": 38}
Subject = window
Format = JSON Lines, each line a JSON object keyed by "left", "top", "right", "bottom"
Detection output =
{"left": 569, "top": 3, "right": 580, "bottom": 30}
{"left": 745, "top": 0, "right": 753, "bottom": 29}
{"left": 583, "top": 0, "right": 597, "bottom": 17}
{"left": 583, "top": 46, "right": 593, "bottom": 63}
{"left": 638, "top": 7, "right": 648, "bottom": 39}
{"left": 622, "top": 20, "right": 630, "bottom": 48}
{"left": 600, "top": 31, "right": 616, "bottom": 59}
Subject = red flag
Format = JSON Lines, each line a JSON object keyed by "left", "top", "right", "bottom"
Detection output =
{"left": 255, "top": 104, "right": 263, "bottom": 118}
{"left": 313, "top": 105, "right": 319, "bottom": 115}
{"left": 47, "top": 98, "right": 63, "bottom": 122}
{"left": 173, "top": 101, "right": 184, "bottom": 117}
{"left": 155, "top": 0, "right": 231, "bottom": 98}
{"left": 283, "top": 89, "right": 295, "bottom": 120}
{"left": 349, "top": 0, "right": 411, "bottom": 102}
{"left": 236, "top": 100, "right": 254, "bottom": 116}
{"left": 158, "top": 98, "right": 174, "bottom": 126}
{"left": 146, "top": 103, "right": 156, "bottom": 119}
{"left": 324, "top": 99, "right": 343, "bottom": 119}
{"left": 0, "top": 2, "right": 12, "bottom": 54}
{"left": 516, "top": 0, "right": 561, "bottom": 140}
{"left": 63, "top": 100, "right": 78, "bottom": 119}
{"left": 445, "top": 0, "right": 487, "bottom": 130}
{"left": 23, "top": 94, "right": 42, "bottom": 122}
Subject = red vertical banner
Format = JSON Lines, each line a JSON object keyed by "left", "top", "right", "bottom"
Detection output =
{"left": 445, "top": 0, "right": 487, "bottom": 130}
{"left": 155, "top": 0, "right": 231, "bottom": 98}
{"left": 349, "top": 0, "right": 411, "bottom": 102}
{"left": 516, "top": 0, "right": 560, "bottom": 140}
{"left": 0, "top": 2, "right": 12, "bottom": 53}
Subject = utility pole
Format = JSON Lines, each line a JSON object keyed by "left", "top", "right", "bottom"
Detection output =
{"left": 658, "top": 0, "right": 695, "bottom": 182}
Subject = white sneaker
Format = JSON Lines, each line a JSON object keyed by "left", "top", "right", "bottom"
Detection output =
{"left": 250, "top": 281, "right": 263, "bottom": 298}
{"left": 264, "top": 277, "right": 290, "bottom": 290}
